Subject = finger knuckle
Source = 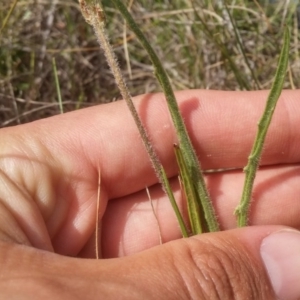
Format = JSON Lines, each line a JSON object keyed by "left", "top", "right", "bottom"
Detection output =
{"left": 170, "top": 237, "right": 271, "bottom": 300}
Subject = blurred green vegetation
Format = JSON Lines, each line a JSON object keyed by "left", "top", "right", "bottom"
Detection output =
{"left": 0, "top": 0, "right": 299, "bottom": 126}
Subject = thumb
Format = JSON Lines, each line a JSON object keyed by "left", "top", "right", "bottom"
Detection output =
{"left": 116, "top": 226, "right": 300, "bottom": 300}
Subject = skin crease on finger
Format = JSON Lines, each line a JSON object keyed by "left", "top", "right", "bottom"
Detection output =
{"left": 0, "top": 90, "right": 299, "bottom": 259}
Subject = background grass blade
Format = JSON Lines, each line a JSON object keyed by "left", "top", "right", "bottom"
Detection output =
{"left": 0, "top": 0, "right": 18, "bottom": 38}
{"left": 222, "top": 1, "right": 260, "bottom": 89}
{"left": 235, "top": 26, "right": 290, "bottom": 227}
{"left": 52, "top": 57, "right": 64, "bottom": 114}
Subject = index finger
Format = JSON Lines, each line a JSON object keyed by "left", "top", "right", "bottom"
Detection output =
{"left": 2, "top": 89, "right": 300, "bottom": 199}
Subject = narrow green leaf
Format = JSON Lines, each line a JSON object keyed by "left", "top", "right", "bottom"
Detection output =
{"left": 235, "top": 27, "right": 290, "bottom": 227}
{"left": 174, "top": 144, "right": 202, "bottom": 235}
{"left": 161, "top": 167, "right": 189, "bottom": 238}
{"left": 0, "top": 0, "right": 18, "bottom": 38}
{"left": 52, "top": 57, "right": 63, "bottom": 114}
{"left": 222, "top": 1, "right": 260, "bottom": 89}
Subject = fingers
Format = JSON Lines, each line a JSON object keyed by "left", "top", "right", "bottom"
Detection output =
{"left": 1, "top": 89, "right": 300, "bottom": 256}
{"left": 102, "top": 226, "right": 300, "bottom": 299}
{"left": 2, "top": 90, "right": 300, "bottom": 199}
{"left": 3, "top": 226, "right": 300, "bottom": 299}
{"left": 100, "top": 164, "right": 300, "bottom": 258}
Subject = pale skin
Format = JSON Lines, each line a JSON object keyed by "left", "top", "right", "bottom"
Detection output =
{"left": 0, "top": 89, "right": 300, "bottom": 299}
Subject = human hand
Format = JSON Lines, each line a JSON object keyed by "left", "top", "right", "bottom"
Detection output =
{"left": 0, "top": 89, "right": 300, "bottom": 299}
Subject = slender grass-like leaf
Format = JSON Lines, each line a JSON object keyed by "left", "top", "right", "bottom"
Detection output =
{"left": 161, "top": 168, "right": 189, "bottom": 238}
{"left": 235, "top": 27, "right": 290, "bottom": 227}
{"left": 222, "top": 1, "right": 260, "bottom": 89}
{"left": 52, "top": 57, "right": 63, "bottom": 114}
{"left": 174, "top": 144, "right": 202, "bottom": 235}
{"left": 110, "top": 0, "right": 219, "bottom": 232}
{"left": 0, "top": 0, "right": 18, "bottom": 38}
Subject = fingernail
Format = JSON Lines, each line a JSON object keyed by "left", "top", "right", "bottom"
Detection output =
{"left": 260, "top": 230, "right": 300, "bottom": 300}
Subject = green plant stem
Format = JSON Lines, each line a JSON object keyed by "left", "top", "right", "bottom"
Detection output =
{"left": 52, "top": 57, "right": 63, "bottom": 114}
{"left": 235, "top": 27, "right": 290, "bottom": 227}
{"left": 0, "top": 0, "right": 18, "bottom": 38}
{"left": 222, "top": 1, "right": 260, "bottom": 89}
{"left": 78, "top": 0, "right": 189, "bottom": 237}
{"left": 110, "top": 0, "right": 219, "bottom": 232}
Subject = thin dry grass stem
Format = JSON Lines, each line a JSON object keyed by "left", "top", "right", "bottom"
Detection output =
{"left": 293, "top": 11, "right": 299, "bottom": 65}
{"left": 84, "top": 2, "right": 162, "bottom": 179}
{"left": 288, "top": 65, "right": 296, "bottom": 89}
{"left": 78, "top": 0, "right": 177, "bottom": 209}
{"left": 1, "top": 103, "right": 66, "bottom": 127}
{"left": 31, "top": 0, "right": 58, "bottom": 95}
{"left": 139, "top": 8, "right": 223, "bottom": 23}
{"left": 281, "top": 0, "right": 291, "bottom": 29}
{"left": 95, "top": 164, "right": 101, "bottom": 259}
{"left": 0, "top": 0, "right": 18, "bottom": 37}
{"left": 222, "top": 2, "right": 260, "bottom": 89}
{"left": 123, "top": 26, "right": 132, "bottom": 79}
{"left": 52, "top": 57, "right": 64, "bottom": 113}
{"left": 123, "top": 0, "right": 134, "bottom": 79}
{"left": 7, "top": 82, "right": 20, "bottom": 124}
{"left": 146, "top": 187, "right": 162, "bottom": 245}
{"left": 253, "top": 0, "right": 273, "bottom": 32}
{"left": 79, "top": 0, "right": 189, "bottom": 237}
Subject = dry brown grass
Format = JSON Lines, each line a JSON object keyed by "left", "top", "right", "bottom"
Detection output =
{"left": 0, "top": 0, "right": 299, "bottom": 127}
